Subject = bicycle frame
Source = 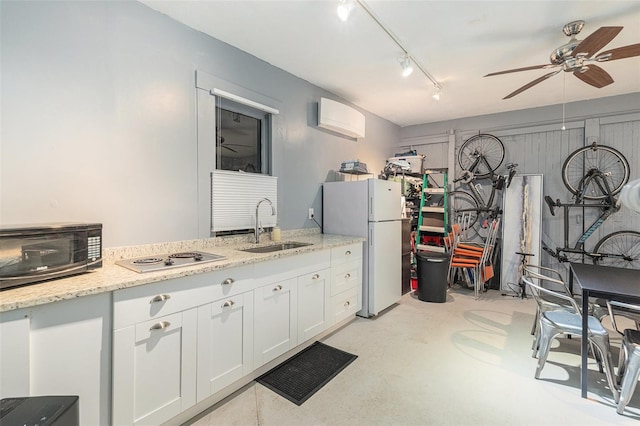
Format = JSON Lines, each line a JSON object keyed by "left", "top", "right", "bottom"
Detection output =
{"left": 453, "top": 160, "right": 516, "bottom": 221}
{"left": 552, "top": 201, "right": 618, "bottom": 255}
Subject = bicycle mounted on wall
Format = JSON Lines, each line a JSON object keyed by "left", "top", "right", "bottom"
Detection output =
{"left": 542, "top": 142, "right": 640, "bottom": 269}
{"left": 448, "top": 133, "right": 517, "bottom": 239}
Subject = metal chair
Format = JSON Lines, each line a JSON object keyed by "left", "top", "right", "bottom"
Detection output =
{"left": 606, "top": 300, "right": 640, "bottom": 415}
{"left": 449, "top": 218, "right": 499, "bottom": 298}
{"left": 522, "top": 276, "right": 619, "bottom": 403}
{"left": 524, "top": 265, "right": 609, "bottom": 354}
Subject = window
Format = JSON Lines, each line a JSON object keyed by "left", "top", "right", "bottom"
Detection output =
{"left": 215, "top": 98, "right": 271, "bottom": 174}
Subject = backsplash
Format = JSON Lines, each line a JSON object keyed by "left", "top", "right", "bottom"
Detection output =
{"left": 103, "top": 228, "right": 320, "bottom": 263}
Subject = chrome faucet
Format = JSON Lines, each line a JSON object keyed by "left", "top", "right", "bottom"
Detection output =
{"left": 255, "top": 198, "right": 276, "bottom": 243}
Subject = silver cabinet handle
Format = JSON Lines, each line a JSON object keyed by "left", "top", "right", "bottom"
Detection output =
{"left": 149, "top": 321, "right": 171, "bottom": 331}
{"left": 312, "top": 274, "right": 320, "bottom": 280}
{"left": 344, "top": 301, "right": 350, "bottom": 307}
{"left": 345, "top": 250, "right": 352, "bottom": 255}
{"left": 273, "top": 284, "right": 283, "bottom": 292}
{"left": 222, "top": 278, "right": 235, "bottom": 285}
{"left": 150, "top": 294, "right": 171, "bottom": 303}
{"left": 345, "top": 273, "right": 351, "bottom": 279}
{"left": 222, "top": 300, "right": 235, "bottom": 308}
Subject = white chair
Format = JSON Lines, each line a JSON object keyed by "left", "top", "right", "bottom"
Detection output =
{"left": 522, "top": 276, "right": 619, "bottom": 402}
{"left": 606, "top": 300, "right": 640, "bottom": 415}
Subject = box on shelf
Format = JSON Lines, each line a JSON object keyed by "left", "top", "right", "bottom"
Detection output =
{"left": 386, "top": 155, "right": 424, "bottom": 174}
{"left": 340, "top": 160, "right": 368, "bottom": 174}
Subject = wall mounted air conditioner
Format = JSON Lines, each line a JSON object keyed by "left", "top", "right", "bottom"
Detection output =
{"left": 318, "top": 97, "right": 366, "bottom": 139}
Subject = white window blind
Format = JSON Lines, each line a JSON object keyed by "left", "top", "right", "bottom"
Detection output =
{"left": 211, "top": 171, "right": 278, "bottom": 232}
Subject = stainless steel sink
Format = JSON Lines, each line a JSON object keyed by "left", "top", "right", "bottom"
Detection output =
{"left": 239, "top": 242, "right": 312, "bottom": 254}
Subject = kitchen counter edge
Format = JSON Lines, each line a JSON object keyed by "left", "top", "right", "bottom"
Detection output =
{"left": 0, "top": 234, "right": 364, "bottom": 313}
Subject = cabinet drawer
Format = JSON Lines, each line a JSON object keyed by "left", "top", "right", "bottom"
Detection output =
{"left": 331, "top": 243, "right": 362, "bottom": 266}
{"left": 207, "top": 265, "right": 255, "bottom": 301}
{"left": 331, "top": 260, "right": 361, "bottom": 296}
{"left": 114, "top": 276, "right": 209, "bottom": 329}
{"left": 113, "top": 265, "right": 254, "bottom": 329}
{"left": 331, "top": 287, "right": 360, "bottom": 324}
{"left": 256, "top": 279, "right": 294, "bottom": 299}
{"left": 135, "top": 311, "right": 183, "bottom": 342}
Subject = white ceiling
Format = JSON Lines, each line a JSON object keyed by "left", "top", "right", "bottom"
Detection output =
{"left": 140, "top": 0, "right": 640, "bottom": 127}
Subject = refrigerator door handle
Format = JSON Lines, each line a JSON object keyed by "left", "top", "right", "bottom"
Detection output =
{"left": 369, "top": 197, "right": 373, "bottom": 217}
{"left": 369, "top": 228, "right": 373, "bottom": 246}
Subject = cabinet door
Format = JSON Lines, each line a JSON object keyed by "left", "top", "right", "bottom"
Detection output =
{"left": 112, "top": 310, "right": 197, "bottom": 426}
{"left": 0, "top": 310, "right": 29, "bottom": 398}
{"left": 253, "top": 279, "right": 297, "bottom": 367}
{"left": 297, "top": 269, "right": 330, "bottom": 343}
{"left": 196, "top": 291, "right": 253, "bottom": 402}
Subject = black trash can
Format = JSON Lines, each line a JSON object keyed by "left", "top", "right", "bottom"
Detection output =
{"left": 416, "top": 252, "right": 450, "bottom": 303}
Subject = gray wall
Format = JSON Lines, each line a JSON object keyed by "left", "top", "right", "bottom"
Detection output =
{"left": 0, "top": 1, "right": 399, "bottom": 248}
{"left": 399, "top": 94, "right": 640, "bottom": 270}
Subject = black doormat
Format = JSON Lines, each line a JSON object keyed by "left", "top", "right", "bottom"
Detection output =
{"left": 256, "top": 341, "right": 357, "bottom": 406}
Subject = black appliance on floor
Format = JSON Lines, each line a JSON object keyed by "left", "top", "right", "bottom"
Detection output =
{"left": 0, "top": 396, "right": 79, "bottom": 426}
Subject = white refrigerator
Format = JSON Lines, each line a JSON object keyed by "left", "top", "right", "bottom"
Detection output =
{"left": 323, "top": 179, "right": 402, "bottom": 317}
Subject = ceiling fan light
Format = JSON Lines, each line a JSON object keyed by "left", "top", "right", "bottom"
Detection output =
{"left": 400, "top": 56, "right": 413, "bottom": 77}
{"left": 337, "top": 0, "right": 353, "bottom": 22}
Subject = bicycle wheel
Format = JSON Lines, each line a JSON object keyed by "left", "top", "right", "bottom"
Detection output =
{"left": 445, "top": 190, "right": 479, "bottom": 230}
{"left": 592, "top": 231, "right": 640, "bottom": 269}
{"left": 458, "top": 134, "right": 505, "bottom": 178}
{"left": 562, "top": 144, "right": 630, "bottom": 200}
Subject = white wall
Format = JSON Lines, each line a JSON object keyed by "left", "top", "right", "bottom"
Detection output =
{"left": 0, "top": 1, "right": 399, "bottom": 247}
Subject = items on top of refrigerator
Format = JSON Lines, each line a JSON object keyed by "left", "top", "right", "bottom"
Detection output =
{"left": 385, "top": 154, "right": 424, "bottom": 174}
{"left": 340, "top": 159, "right": 368, "bottom": 174}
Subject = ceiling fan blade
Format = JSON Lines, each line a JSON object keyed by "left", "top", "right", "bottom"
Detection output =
{"left": 485, "top": 64, "right": 556, "bottom": 77}
{"left": 222, "top": 145, "right": 238, "bottom": 153}
{"left": 503, "top": 69, "right": 562, "bottom": 99}
{"left": 573, "top": 64, "right": 614, "bottom": 88}
{"left": 225, "top": 143, "right": 253, "bottom": 148}
{"left": 573, "top": 26, "right": 622, "bottom": 57}
{"left": 595, "top": 43, "right": 640, "bottom": 61}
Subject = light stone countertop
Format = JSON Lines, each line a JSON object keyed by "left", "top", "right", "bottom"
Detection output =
{"left": 0, "top": 231, "right": 364, "bottom": 313}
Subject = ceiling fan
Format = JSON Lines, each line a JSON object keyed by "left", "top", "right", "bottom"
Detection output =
{"left": 216, "top": 135, "right": 253, "bottom": 154}
{"left": 217, "top": 135, "right": 237, "bottom": 153}
{"left": 485, "top": 20, "right": 640, "bottom": 99}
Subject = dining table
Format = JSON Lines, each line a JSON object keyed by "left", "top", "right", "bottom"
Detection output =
{"left": 569, "top": 262, "right": 640, "bottom": 398}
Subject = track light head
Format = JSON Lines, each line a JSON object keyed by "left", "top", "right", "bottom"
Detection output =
{"left": 432, "top": 85, "right": 441, "bottom": 101}
{"left": 400, "top": 55, "right": 413, "bottom": 77}
{"left": 337, "top": 0, "right": 354, "bottom": 22}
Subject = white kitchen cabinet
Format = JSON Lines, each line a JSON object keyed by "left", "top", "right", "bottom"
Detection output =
{"left": 112, "top": 273, "right": 212, "bottom": 426}
{"left": 112, "top": 309, "right": 197, "bottom": 426}
{"left": 0, "top": 309, "right": 30, "bottom": 398}
{"left": 253, "top": 278, "right": 297, "bottom": 367}
{"left": 196, "top": 290, "right": 253, "bottom": 402}
{"left": 329, "top": 243, "right": 363, "bottom": 324}
{"left": 297, "top": 268, "right": 330, "bottom": 343}
{"left": 29, "top": 293, "right": 111, "bottom": 426}
{"left": 331, "top": 286, "right": 360, "bottom": 324}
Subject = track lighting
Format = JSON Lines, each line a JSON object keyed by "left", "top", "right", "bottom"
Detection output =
{"left": 337, "top": 0, "right": 354, "bottom": 22}
{"left": 400, "top": 55, "right": 413, "bottom": 77}
{"left": 345, "top": 0, "right": 442, "bottom": 98}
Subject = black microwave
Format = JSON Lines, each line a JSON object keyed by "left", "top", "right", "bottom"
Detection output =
{"left": 0, "top": 223, "right": 102, "bottom": 291}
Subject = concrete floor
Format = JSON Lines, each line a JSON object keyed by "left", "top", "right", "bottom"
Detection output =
{"left": 186, "top": 286, "right": 640, "bottom": 425}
